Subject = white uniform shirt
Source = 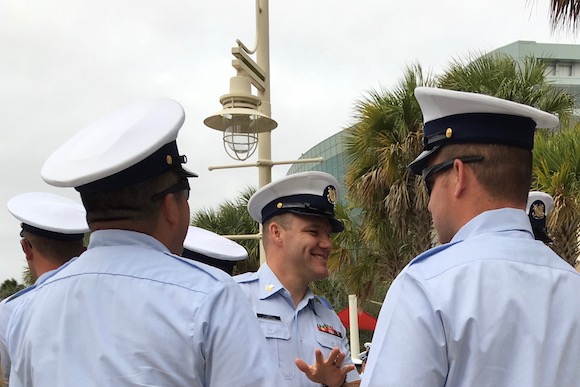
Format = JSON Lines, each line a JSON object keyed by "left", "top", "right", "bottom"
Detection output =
{"left": 7, "top": 230, "right": 281, "bottom": 387}
{"left": 363, "top": 208, "right": 580, "bottom": 387}
{"left": 235, "top": 263, "right": 360, "bottom": 386}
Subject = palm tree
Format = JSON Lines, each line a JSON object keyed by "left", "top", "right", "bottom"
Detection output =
{"left": 344, "top": 63, "right": 436, "bottom": 260}
{"left": 335, "top": 64, "right": 437, "bottom": 307}
{"left": 0, "top": 278, "right": 25, "bottom": 300}
{"left": 438, "top": 52, "right": 575, "bottom": 122}
{"left": 547, "top": 0, "right": 580, "bottom": 32}
{"left": 23, "top": 267, "right": 34, "bottom": 286}
{"left": 533, "top": 124, "right": 580, "bottom": 266}
{"left": 190, "top": 187, "right": 260, "bottom": 274}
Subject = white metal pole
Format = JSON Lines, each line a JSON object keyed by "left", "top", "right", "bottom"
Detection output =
{"left": 256, "top": 0, "right": 271, "bottom": 266}
{"left": 348, "top": 294, "right": 360, "bottom": 358}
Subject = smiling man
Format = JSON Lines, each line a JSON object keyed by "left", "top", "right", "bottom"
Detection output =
{"left": 235, "top": 171, "right": 360, "bottom": 387}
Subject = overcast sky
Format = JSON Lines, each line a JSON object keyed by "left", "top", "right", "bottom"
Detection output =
{"left": 0, "top": 0, "right": 577, "bottom": 284}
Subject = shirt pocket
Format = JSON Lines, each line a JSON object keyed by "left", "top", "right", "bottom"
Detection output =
{"left": 315, "top": 328, "right": 342, "bottom": 351}
{"left": 258, "top": 319, "right": 290, "bottom": 340}
{"left": 258, "top": 319, "right": 295, "bottom": 379}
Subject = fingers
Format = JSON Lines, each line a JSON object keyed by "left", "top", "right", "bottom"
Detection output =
{"left": 325, "top": 347, "right": 345, "bottom": 367}
{"left": 333, "top": 350, "right": 346, "bottom": 367}
{"left": 295, "top": 358, "right": 311, "bottom": 374}
{"left": 315, "top": 348, "right": 325, "bottom": 364}
{"left": 297, "top": 348, "right": 354, "bottom": 386}
{"left": 325, "top": 347, "right": 340, "bottom": 364}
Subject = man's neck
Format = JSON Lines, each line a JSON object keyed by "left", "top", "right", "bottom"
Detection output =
{"left": 267, "top": 261, "right": 310, "bottom": 308}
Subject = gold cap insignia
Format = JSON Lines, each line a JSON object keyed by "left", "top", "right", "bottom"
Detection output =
{"left": 446, "top": 128, "right": 453, "bottom": 138}
{"left": 277, "top": 202, "right": 283, "bottom": 209}
{"left": 166, "top": 155, "right": 173, "bottom": 165}
{"left": 531, "top": 203, "right": 546, "bottom": 220}
{"left": 326, "top": 186, "right": 337, "bottom": 205}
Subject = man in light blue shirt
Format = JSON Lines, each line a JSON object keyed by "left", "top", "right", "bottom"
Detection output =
{"left": 0, "top": 192, "right": 88, "bottom": 383}
{"left": 7, "top": 98, "right": 281, "bottom": 386}
{"left": 236, "top": 171, "right": 361, "bottom": 387}
{"left": 362, "top": 87, "right": 580, "bottom": 386}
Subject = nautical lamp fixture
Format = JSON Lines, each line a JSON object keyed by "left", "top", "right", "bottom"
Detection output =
{"left": 204, "top": 76, "right": 277, "bottom": 161}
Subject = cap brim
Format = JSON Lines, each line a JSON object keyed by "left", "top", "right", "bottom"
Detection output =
{"left": 287, "top": 209, "right": 344, "bottom": 233}
{"left": 408, "top": 147, "right": 440, "bottom": 175}
{"left": 415, "top": 87, "right": 560, "bottom": 129}
{"left": 177, "top": 166, "right": 198, "bottom": 178}
{"left": 183, "top": 226, "right": 248, "bottom": 261}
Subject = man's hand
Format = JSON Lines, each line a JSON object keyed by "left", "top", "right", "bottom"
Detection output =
{"left": 295, "top": 347, "right": 355, "bottom": 387}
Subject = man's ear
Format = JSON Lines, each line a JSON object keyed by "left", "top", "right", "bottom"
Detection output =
{"left": 160, "top": 194, "right": 181, "bottom": 227}
{"left": 453, "top": 159, "right": 468, "bottom": 198}
{"left": 268, "top": 221, "right": 284, "bottom": 245}
{"left": 21, "top": 239, "right": 34, "bottom": 262}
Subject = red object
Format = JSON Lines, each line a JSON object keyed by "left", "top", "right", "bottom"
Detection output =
{"left": 337, "top": 307, "right": 377, "bottom": 331}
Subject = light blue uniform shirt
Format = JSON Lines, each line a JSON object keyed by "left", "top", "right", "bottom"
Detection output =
{"left": 362, "top": 208, "right": 580, "bottom": 387}
{"left": 7, "top": 230, "right": 281, "bottom": 387}
{"left": 0, "top": 262, "right": 74, "bottom": 381}
{"left": 235, "top": 263, "right": 360, "bottom": 386}
{"left": 0, "top": 281, "right": 35, "bottom": 382}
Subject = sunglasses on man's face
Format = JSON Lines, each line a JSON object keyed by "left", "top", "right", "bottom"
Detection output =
{"left": 150, "top": 179, "right": 191, "bottom": 201}
{"left": 422, "top": 156, "right": 484, "bottom": 196}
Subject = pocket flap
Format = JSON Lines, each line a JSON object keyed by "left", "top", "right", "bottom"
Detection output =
{"left": 259, "top": 320, "right": 290, "bottom": 340}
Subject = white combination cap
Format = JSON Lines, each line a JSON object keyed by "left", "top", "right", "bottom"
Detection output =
{"left": 41, "top": 98, "right": 197, "bottom": 193}
{"left": 183, "top": 226, "right": 247, "bottom": 261}
{"left": 526, "top": 191, "right": 554, "bottom": 243}
{"left": 7, "top": 192, "right": 89, "bottom": 240}
{"left": 182, "top": 226, "right": 247, "bottom": 275}
{"left": 247, "top": 171, "right": 344, "bottom": 232}
{"left": 526, "top": 191, "right": 555, "bottom": 216}
{"left": 409, "top": 87, "right": 560, "bottom": 174}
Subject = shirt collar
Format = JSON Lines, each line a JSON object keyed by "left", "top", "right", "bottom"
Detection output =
{"left": 88, "top": 229, "right": 170, "bottom": 253}
{"left": 451, "top": 208, "right": 534, "bottom": 244}
{"left": 256, "top": 263, "right": 316, "bottom": 308}
{"left": 257, "top": 263, "right": 285, "bottom": 300}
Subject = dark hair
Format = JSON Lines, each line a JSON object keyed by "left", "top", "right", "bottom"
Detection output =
{"left": 22, "top": 230, "right": 85, "bottom": 264}
{"left": 80, "top": 171, "right": 181, "bottom": 227}
{"left": 436, "top": 143, "right": 532, "bottom": 205}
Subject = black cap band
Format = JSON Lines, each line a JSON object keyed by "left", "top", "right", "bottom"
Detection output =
{"left": 261, "top": 193, "right": 344, "bottom": 232}
{"left": 261, "top": 194, "right": 334, "bottom": 223}
{"left": 75, "top": 141, "right": 197, "bottom": 194}
{"left": 22, "top": 223, "right": 85, "bottom": 241}
{"left": 423, "top": 113, "right": 536, "bottom": 151}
